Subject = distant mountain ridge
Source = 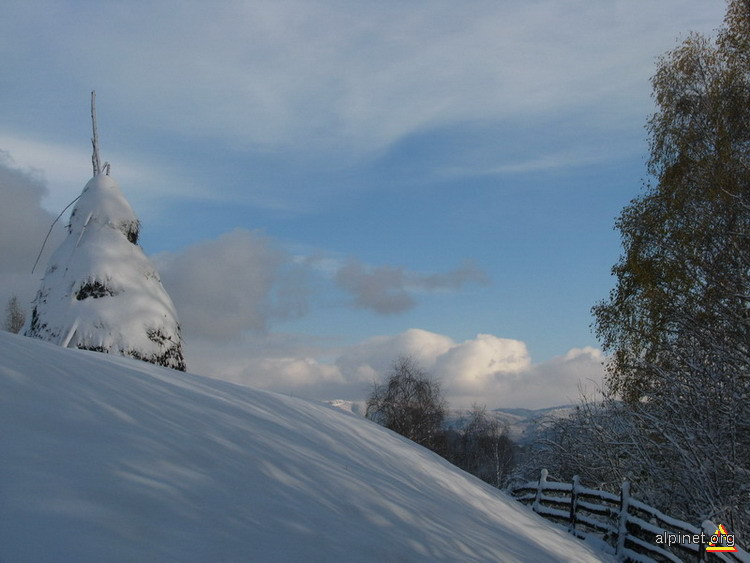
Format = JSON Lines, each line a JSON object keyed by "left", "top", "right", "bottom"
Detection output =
{"left": 325, "top": 400, "right": 575, "bottom": 443}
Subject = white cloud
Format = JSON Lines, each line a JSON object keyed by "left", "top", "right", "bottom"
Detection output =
{"left": 0, "top": 137, "right": 89, "bottom": 210}
{"left": 186, "top": 327, "right": 605, "bottom": 410}
{"left": 444, "top": 345, "right": 606, "bottom": 410}
{"left": 0, "top": 151, "right": 57, "bottom": 273}
{"left": 436, "top": 334, "right": 531, "bottom": 393}
{"left": 155, "top": 229, "right": 488, "bottom": 342}
{"left": 336, "top": 328, "right": 456, "bottom": 378}
{"left": 0, "top": 0, "right": 728, "bottom": 226}
{"left": 147, "top": 227, "right": 602, "bottom": 408}
{"left": 332, "top": 329, "right": 603, "bottom": 409}
{"left": 183, "top": 332, "right": 354, "bottom": 399}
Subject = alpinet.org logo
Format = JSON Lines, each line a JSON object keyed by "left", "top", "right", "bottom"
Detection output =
{"left": 706, "top": 523, "right": 737, "bottom": 553}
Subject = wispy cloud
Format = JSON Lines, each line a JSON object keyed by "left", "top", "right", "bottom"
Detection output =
{"left": 0, "top": 1, "right": 726, "bottom": 225}
{"left": 1, "top": 1, "right": 725, "bottom": 158}
{"left": 0, "top": 134, "right": 213, "bottom": 221}
{"left": 334, "top": 258, "right": 489, "bottom": 315}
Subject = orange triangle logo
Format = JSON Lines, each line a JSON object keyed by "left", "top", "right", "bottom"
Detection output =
{"left": 706, "top": 524, "right": 738, "bottom": 553}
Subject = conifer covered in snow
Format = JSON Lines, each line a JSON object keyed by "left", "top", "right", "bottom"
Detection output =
{"left": 25, "top": 92, "right": 185, "bottom": 371}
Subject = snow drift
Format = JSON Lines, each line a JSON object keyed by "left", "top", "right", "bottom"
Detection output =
{"left": 0, "top": 331, "right": 608, "bottom": 562}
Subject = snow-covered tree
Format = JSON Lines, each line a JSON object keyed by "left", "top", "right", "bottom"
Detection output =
{"left": 25, "top": 92, "right": 185, "bottom": 371}
{"left": 593, "top": 0, "right": 750, "bottom": 405}
{"left": 563, "top": 1, "right": 750, "bottom": 535}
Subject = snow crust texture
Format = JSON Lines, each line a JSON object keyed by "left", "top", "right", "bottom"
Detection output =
{"left": 25, "top": 174, "right": 185, "bottom": 371}
{"left": 0, "top": 332, "right": 610, "bottom": 562}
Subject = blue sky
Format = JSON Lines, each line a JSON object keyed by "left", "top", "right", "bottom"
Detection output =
{"left": 0, "top": 1, "right": 727, "bottom": 408}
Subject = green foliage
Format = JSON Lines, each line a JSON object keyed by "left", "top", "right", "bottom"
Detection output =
{"left": 593, "top": 0, "right": 750, "bottom": 403}
{"left": 585, "top": 0, "right": 750, "bottom": 535}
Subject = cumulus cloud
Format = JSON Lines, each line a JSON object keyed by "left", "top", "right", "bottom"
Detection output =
{"left": 188, "top": 327, "right": 605, "bottom": 410}
{"left": 0, "top": 138, "right": 90, "bottom": 217}
{"left": 0, "top": 152, "right": 58, "bottom": 274}
{"left": 156, "top": 229, "right": 308, "bottom": 340}
{"left": 153, "top": 230, "right": 488, "bottom": 355}
{"left": 436, "top": 334, "right": 531, "bottom": 393}
{"left": 332, "top": 328, "right": 587, "bottom": 408}
{"left": 0, "top": 152, "right": 603, "bottom": 408}
{"left": 442, "top": 345, "right": 606, "bottom": 410}
{"left": 0, "top": 151, "right": 65, "bottom": 315}
{"left": 338, "top": 331, "right": 605, "bottom": 409}
{"left": 335, "top": 259, "right": 489, "bottom": 314}
{"left": 184, "top": 332, "right": 354, "bottom": 399}
{"left": 336, "top": 329, "right": 456, "bottom": 381}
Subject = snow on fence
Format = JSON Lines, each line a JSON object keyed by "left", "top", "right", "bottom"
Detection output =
{"left": 510, "top": 469, "right": 749, "bottom": 563}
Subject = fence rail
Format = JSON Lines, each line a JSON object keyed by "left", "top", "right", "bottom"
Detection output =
{"left": 510, "top": 469, "right": 749, "bottom": 563}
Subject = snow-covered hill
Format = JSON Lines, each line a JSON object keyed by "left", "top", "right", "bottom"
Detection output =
{"left": 490, "top": 406, "right": 576, "bottom": 443}
{"left": 0, "top": 331, "right": 609, "bottom": 562}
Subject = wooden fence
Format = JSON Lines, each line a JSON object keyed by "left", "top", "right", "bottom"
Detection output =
{"left": 510, "top": 469, "right": 749, "bottom": 563}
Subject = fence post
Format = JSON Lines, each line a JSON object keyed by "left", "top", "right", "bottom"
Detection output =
{"left": 616, "top": 480, "right": 630, "bottom": 558}
{"left": 532, "top": 468, "right": 548, "bottom": 513}
{"left": 568, "top": 475, "right": 580, "bottom": 534}
{"left": 700, "top": 520, "right": 715, "bottom": 562}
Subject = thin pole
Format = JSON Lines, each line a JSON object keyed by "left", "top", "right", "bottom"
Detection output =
{"left": 91, "top": 90, "right": 101, "bottom": 176}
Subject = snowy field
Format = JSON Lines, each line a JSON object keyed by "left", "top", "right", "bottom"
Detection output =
{"left": 0, "top": 331, "right": 610, "bottom": 562}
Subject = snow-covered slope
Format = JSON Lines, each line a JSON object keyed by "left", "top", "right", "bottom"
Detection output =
{"left": 0, "top": 331, "right": 608, "bottom": 562}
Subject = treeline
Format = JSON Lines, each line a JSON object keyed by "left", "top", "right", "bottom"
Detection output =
{"left": 520, "top": 0, "right": 750, "bottom": 540}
